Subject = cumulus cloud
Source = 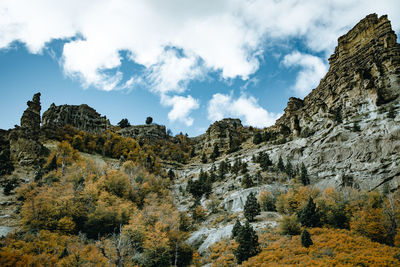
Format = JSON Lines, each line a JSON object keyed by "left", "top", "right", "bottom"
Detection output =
{"left": 1, "top": 0, "right": 399, "bottom": 124}
{"left": 208, "top": 93, "right": 281, "bottom": 128}
{"left": 282, "top": 51, "right": 328, "bottom": 97}
{"left": 162, "top": 95, "right": 199, "bottom": 126}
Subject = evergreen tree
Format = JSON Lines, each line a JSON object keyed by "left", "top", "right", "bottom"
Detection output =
{"left": 232, "top": 158, "right": 241, "bottom": 175}
{"left": 231, "top": 219, "right": 243, "bottom": 238}
{"left": 201, "top": 153, "right": 207, "bottom": 163}
{"left": 241, "top": 162, "right": 248, "bottom": 174}
{"left": 388, "top": 106, "right": 397, "bottom": 119}
{"left": 253, "top": 132, "right": 263, "bottom": 145}
{"left": 45, "top": 154, "right": 58, "bottom": 172}
{"left": 334, "top": 108, "right": 342, "bottom": 123}
{"left": 168, "top": 169, "right": 175, "bottom": 180}
{"left": 242, "top": 173, "right": 254, "bottom": 189}
{"left": 277, "top": 156, "right": 285, "bottom": 172}
{"left": 258, "top": 152, "right": 272, "bottom": 171}
{"left": 254, "top": 171, "right": 263, "bottom": 185}
{"left": 210, "top": 144, "right": 220, "bottom": 161}
{"left": 244, "top": 192, "right": 261, "bottom": 222}
{"left": 190, "top": 147, "right": 196, "bottom": 158}
{"left": 299, "top": 197, "right": 320, "bottom": 227}
{"left": 301, "top": 229, "right": 313, "bottom": 248}
{"left": 209, "top": 169, "right": 216, "bottom": 183}
{"left": 300, "top": 163, "right": 310, "bottom": 185}
{"left": 145, "top": 117, "right": 153, "bottom": 125}
{"left": 234, "top": 221, "right": 260, "bottom": 264}
{"left": 285, "top": 160, "right": 294, "bottom": 179}
{"left": 117, "top": 118, "right": 130, "bottom": 128}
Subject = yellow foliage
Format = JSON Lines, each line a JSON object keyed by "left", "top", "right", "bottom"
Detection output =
{"left": 208, "top": 240, "right": 238, "bottom": 267}
{"left": 242, "top": 228, "right": 400, "bottom": 266}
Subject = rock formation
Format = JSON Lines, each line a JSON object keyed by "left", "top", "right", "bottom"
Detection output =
{"left": 42, "top": 103, "right": 110, "bottom": 134}
{"left": 194, "top": 118, "right": 252, "bottom": 157}
{"left": 118, "top": 124, "right": 167, "bottom": 142}
{"left": 0, "top": 130, "right": 13, "bottom": 175}
{"left": 9, "top": 93, "right": 44, "bottom": 165}
{"left": 276, "top": 14, "right": 400, "bottom": 135}
{"left": 254, "top": 14, "right": 400, "bottom": 190}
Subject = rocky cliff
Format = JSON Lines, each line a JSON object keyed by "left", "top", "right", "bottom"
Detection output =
{"left": 118, "top": 124, "right": 167, "bottom": 142}
{"left": 263, "top": 14, "right": 400, "bottom": 190}
{"left": 9, "top": 93, "right": 44, "bottom": 166}
{"left": 42, "top": 103, "right": 111, "bottom": 134}
{"left": 193, "top": 118, "right": 252, "bottom": 157}
{"left": 0, "top": 130, "right": 13, "bottom": 175}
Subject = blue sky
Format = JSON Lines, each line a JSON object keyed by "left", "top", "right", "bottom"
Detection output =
{"left": 1, "top": 1, "right": 399, "bottom": 136}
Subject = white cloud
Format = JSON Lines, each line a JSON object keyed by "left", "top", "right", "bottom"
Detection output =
{"left": 162, "top": 95, "right": 199, "bottom": 126}
{"left": 208, "top": 93, "right": 281, "bottom": 128}
{"left": 2, "top": 0, "right": 399, "bottom": 92}
{"left": 282, "top": 51, "right": 328, "bottom": 97}
{"left": 1, "top": 0, "right": 400, "bottom": 125}
{"left": 146, "top": 49, "right": 204, "bottom": 94}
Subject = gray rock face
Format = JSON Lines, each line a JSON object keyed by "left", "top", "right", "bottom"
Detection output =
{"left": 9, "top": 93, "right": 44, "bottom": 166}
{"left": 42, "top": 103, "right": 110, "bottom": 134}
{"left": 262, "top": 14, "right": 400, "bottom": 191}
{"left": 118, "top": 124, "right": 167, "bottom": 142}
{"left": 186, "top": 14, "right": 400, "bottom": 192}
{"left": 194, "top": 118, "right": 252, "bottom": 157}
{"left": 223, "top": 185, "right": 277, "bottom": 212}
{"left": 0, "top": 130, "right": 13, "bottom": 175}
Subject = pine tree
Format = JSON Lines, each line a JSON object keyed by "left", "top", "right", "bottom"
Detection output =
{"left": 168, "top": 169, "right": 175, "bottom": 180}
{"left": 201, "top": 153, "right": 207, "bottom": 164}
{"left": 253, "top": 132, "right": 263, "bottom": 145}
{"left": 285, "top": 160, "right": 294, "bottom": 179}
{"left": 242, "top": 174, "right": 254, "bottom": 189}
{"left": 234, "top": 221, "right": 260, "bottom": 264}
{"left": 231, "top": 219, "right": 242, "bottom": 238}
{"left": 388, "top": 105, "right": 397, "bottom": 119}
{"left": 277, "top": 156, "right": 285, "bottom": 172}
{"left": 145, "top": 117, "right": 153, "bottom": 125}
{"left": 117, "top": 118, "right": 130, "bottom": 128}
{"left": 299, "top": 197, "right": 320, "bottom": 227}
{"left": 301, "top": 229, "right": 313, "bottom": 247}
{"left": 244, "top": 192, "right": 261, "bottom": 222}
{"left": 232, "top": 158, "right": 241, "bottom": 175}
{"left": 300, "top": 163, "right": 310, "bottom": 185}
{"left": 210, "top": 144, "right": 220, "bottom": 161}
{"left": 259, "top": 152, "right": 272, "bottom": 171}
{"left": 241, "top": 162, "right": 248, "bottom": 174}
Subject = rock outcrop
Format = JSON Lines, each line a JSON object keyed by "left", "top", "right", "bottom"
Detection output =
{"left": 0, "top": 130, "right": 13, "bottom": 175}
{"left": 255, "top": 14, "right": 400, "bottom": 190}
{"left": 118, "top": 124, "right": 167, "bottom": 142}
{"left": 276, "top": 14, "right": 400, "bottom": 135}
{"left": 194, "top": 118, "right": 252, "bottom": 157}
{"left": 42, "top": 103, "right": 110, "bottom": 134}
{"left": 9, "top": 93, "right": 44, "bottom": 165}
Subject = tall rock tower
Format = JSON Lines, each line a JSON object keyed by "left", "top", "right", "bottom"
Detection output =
{"left": 9, "top": 93, "right": 44, "bottom": 166}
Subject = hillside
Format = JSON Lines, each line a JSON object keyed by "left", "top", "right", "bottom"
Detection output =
{"left": 1, "top": 13, "right": 400, "bottom": 266}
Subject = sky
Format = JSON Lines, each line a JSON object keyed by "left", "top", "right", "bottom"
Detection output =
{"left": 1, "top": 1, "right": 400, "bottom": 136}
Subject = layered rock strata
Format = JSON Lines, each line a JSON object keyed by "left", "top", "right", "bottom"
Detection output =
{"left": 42, "top": 103, "right": 110, "bottom": 134}
{"left": 118, "top": 124, "right": 167, "bottom": 142}
{"left": 9, "top": 93, "right": 44, "bottom": 165}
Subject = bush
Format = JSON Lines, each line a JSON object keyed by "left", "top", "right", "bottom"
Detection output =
{"left": 253, "top": 132, "right": 263, "bottom": 145}
{"left": 280, "top": 214, "right": 301, "bottom": 235}
{"left": 3, "top": 176, "right": 19, "bottom": 195}
{"left": 301, "top": 229, "right": 313, "bottom": 247}
{"left": 118, "top": 118, "right": 131, "bottom": 128}
{"left": 258, "top": 191, "right": 276, "bottom": 211}
{"left": 145, "top": 117, "right": 153, "bottom": 125}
